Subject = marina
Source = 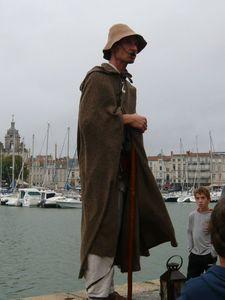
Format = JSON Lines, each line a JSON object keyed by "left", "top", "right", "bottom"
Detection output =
{"left": 162, "top": 189, "right": 222, "bottom": 203}
{"left": 0, "top": 202, "right": 216, "bottom": 299}
{"left": 0, "top": 188, "right": 82, "bottom": 209}
{"left": 0, "top": 119, "right": 223, "bottom": 298}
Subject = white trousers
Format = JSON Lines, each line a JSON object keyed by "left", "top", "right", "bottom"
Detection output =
{"left": 85, "top": 254, "right": 114, "bottom": 298}
{"left": 84, "top": 182, "right": 126, "bottom": 298}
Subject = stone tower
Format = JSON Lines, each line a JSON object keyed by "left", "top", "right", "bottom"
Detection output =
{"left": 5, "top": 115, "right": 21, "bottom": 153}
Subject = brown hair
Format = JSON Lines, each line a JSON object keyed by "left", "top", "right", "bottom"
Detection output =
{"left": 210, "top": 198, "right": 225, "bottom": 257}
{"left": 194, "top": 186, "right": 210, "bottom": 200}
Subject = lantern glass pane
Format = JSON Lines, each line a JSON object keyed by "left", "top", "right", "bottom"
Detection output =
{"left": 161, "top": 281, "right": 168, "bottom": 300}
{"left": 173, "top": 281, "right": 185, "bottom": 298}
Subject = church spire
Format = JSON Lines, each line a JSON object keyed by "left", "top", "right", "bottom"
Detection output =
{"left": 11, "top": 114, "right": 15, "bottom": 129}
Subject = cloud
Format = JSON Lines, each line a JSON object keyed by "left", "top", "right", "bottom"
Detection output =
{"left": 1, "top": 0, "right": 225, "bottom": 155}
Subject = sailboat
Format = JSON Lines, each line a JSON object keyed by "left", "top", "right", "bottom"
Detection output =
{"left": 208, "top": 131, "right": 222, "bottom": 202}
{"left": 55, "top": 194, "right": 82, "bottom": 208}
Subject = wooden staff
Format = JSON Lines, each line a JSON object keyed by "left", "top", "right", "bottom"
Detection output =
{"left": 127, "top": 143, "right": 137, "bottom": 300}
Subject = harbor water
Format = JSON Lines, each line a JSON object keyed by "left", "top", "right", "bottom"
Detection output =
{"left": 0, "top": 203, "right": 215, "bottom": 299}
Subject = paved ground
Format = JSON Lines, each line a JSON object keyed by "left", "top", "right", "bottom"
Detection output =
{"left": 23, "top": 280, "right": 160, "bottom": 300}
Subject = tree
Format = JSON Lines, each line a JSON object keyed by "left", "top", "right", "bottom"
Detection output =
{"left": 2, "top": 155, "right": 29, "bottom": 187}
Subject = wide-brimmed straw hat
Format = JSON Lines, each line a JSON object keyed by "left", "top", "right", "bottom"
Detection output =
{"left": 103, "top": 23, "right": 147, "bottom": 60}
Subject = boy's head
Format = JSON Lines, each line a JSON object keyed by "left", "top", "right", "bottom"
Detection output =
{"left": 210, "top": 198, "right": 225, "bottom": 258}
{"left": 194, "top": 186, "right": 211, "bottom": 212}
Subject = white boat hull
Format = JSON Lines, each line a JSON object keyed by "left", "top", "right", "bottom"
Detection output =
{"left": 177, "top": 195, "right": 195, "bottom": 203}
{"left": 6, "top": 198, "right": 20, "bottom": 206}
{"left": 22, "top": 197, "right": 40, "bottom": 207}
{"left": 3, "top": 193, "right": 20, "bottom": 206}
{"left": 56, "top": 198, "right": 82, "bottom": 209}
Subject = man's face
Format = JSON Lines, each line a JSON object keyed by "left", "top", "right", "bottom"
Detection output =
{"left": 195, "top": 193, "right": 210, "bottom": 212}
{"left": 114, "top": 36, "right": 138, "bottom": 64}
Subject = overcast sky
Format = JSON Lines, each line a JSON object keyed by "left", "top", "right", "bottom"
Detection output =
{"left": 0, "top": 0, "right": 224, "bottom": 157}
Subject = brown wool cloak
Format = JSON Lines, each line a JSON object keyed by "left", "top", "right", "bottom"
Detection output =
{"left": 77, "top": 63, "right": 177, "bottom": 278}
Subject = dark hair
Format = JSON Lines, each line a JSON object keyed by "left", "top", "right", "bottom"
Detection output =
{"left": 194, "top": 186, "right": 210, "bottom": 199}
{"left": 210, "top": 198, "right": 225, "bottom": 257}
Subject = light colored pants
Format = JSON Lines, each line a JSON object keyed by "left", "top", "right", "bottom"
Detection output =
{"left": 85, "top": 183, "right": 126, "bottom": 298}
{"left": 85, "top": 254, "right": 114, "bottom": 298}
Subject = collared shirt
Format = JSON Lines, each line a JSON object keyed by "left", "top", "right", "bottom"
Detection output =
{"left": 107, "top": 62, "right": 126, "bottom": 94}
{"left": 107, "top": 62, "right": 120, "bottom": 73}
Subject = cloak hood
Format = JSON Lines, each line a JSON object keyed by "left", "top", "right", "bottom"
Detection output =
{"left": 80, "top": 63, "right": 133, "bottom": 92}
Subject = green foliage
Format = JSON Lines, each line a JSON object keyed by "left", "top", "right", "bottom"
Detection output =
{"left": 1, "top": 155, "right": 29, "bottom": 186}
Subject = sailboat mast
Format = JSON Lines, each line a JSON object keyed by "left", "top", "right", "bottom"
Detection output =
{"left": 21, "top": 138, "right": 25, "bottom": 187}
{"left": 160, "top": 149, "right": 164, "bottom": 189}
{"left": 12, "top": 126, "right": 16, "bottom": 190}
{"left": 54, "top": 143, "right": 57, "bottom": 189}
{"left": 67, "top": 127, "right": 70, "bottom": 179}
{"left": 45, "top": 123, "right": 50, "bottom": 169}
{"left": 180, "top": 138, "right": 184, "bottom": 192}
{"left": 193, "top": 135, "right": 199, "bottom": 188}
{"left": 0, "top": 148, "right": 2, "bottom": 189}
{"left": 196, "top": 135, "right": 200, "bottom": 188}
{"left": 209, "top": 130, "right": 213, "bottom": 185}
{"left": 30, "top": 134, "right": 35, "bottom": 187}
{"left": 43, "top": 123, "right": 50, "bottom": 187}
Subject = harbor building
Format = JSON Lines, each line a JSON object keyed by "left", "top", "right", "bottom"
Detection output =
{"left": 29, "top": 155, "right": 79, "bottom": 189}
{"left": 148, "top": 151, "right": 225, "bottom": 189}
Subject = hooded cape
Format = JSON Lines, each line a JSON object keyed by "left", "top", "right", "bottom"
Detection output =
{"left": 77, "top": 63, "right": 177, "bottom": 278}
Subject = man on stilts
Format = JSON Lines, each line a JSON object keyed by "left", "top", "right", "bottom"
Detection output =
{"left": 77, "top": 23, "right": 177, "bottom": 300}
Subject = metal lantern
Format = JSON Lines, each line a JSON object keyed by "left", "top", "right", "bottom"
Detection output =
{"left": 160, "top": 255, "right": 186, "bottom": 300}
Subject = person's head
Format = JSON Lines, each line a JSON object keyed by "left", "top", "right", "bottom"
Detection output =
{"left": 103, "top": 24, "right": 147, "bottom": 64}
{"left": 194, "top": 186, "right": 211, "bottom": 212}
{"left": 210, "top": 198, "right": 225, "bottom": 259}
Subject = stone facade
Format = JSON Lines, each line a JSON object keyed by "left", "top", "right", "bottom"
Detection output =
{"left": 148, "top": 151, "right": 225, "bottom": 189}
{"left": 29, "top": 156, "right": 79, "bottom": 189}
